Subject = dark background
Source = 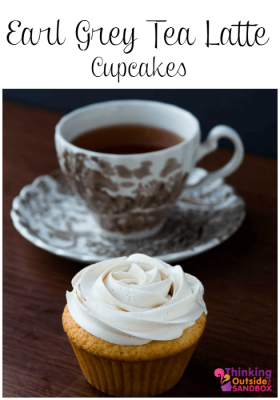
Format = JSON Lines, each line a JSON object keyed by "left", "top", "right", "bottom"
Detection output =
{"left": 3, "top": 89, "right": 277, "bottom": 158}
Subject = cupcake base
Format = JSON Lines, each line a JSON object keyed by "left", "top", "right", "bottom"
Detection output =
{"left": 71, "top": 340, "right": 197, "bottom": 396}
{"left": 63, "top": 305, "right": 206, "bottom": 397}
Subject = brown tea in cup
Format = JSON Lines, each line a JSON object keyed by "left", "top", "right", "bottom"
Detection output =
{"left": 71, "top": 124, "right": 184, "bottom": 155}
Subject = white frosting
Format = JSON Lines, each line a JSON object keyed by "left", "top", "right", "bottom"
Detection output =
{"left": 66, "top": 254, "right": 207, "bottom": 345}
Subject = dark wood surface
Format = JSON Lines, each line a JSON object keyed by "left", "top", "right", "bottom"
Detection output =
{"left": 3, "top": 101, "right": 277, "bottom": 397}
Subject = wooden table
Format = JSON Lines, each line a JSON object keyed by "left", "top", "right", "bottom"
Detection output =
{"left": 3, "top": 101, "right": 277, "bottom": 397}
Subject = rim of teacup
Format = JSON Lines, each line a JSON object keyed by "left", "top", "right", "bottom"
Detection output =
{"left": 55, "top": 99, "right": 201, "bottom": 159}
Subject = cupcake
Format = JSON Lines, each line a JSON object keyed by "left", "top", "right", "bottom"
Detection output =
{"left": 62, "top": 254, "right": 207, "bottom": 396}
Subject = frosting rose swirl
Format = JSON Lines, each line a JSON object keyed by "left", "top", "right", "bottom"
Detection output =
{"left": 66, "top": 254, "right": 207, "bottom": 345}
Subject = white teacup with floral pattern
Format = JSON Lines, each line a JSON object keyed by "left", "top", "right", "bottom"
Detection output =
{"left": 55, "top": 100, "right": 244, "bottom": 239}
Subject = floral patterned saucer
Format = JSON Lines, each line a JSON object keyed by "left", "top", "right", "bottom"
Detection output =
{"left": 11, "top": 168, "right": 245, "bottom": 263}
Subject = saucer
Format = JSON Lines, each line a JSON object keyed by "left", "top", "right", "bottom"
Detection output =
{"left": 11, "top": 168, "right": 246, "bottom": 263}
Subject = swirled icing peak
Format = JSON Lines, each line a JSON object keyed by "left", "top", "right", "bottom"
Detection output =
{"left": 66, "top": 254, "right": 207, "bottom": 345}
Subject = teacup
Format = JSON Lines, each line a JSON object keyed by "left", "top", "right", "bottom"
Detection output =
{"left": 55, "top": 100, "right": 244, "bottom": 239}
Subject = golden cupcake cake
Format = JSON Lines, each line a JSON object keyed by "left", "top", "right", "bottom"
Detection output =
{"left": 62, "top": 254, "right": 207, "bottom": 396}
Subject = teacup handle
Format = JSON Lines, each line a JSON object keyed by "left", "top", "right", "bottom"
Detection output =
{"left": 186, "top": 125, "right": 244, "bottom": 192}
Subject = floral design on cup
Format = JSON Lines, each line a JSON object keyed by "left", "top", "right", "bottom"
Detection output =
{"left": 57, "top": 149, "right": 188, "bottom": 234}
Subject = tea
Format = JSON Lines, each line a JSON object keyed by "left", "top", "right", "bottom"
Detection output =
{"left": 71, "top": 124, "right": 184, "bottom": 154}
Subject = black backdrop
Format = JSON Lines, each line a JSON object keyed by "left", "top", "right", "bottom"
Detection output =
{"left": 3, "top": 89, "right": 277, "bottom": 158}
